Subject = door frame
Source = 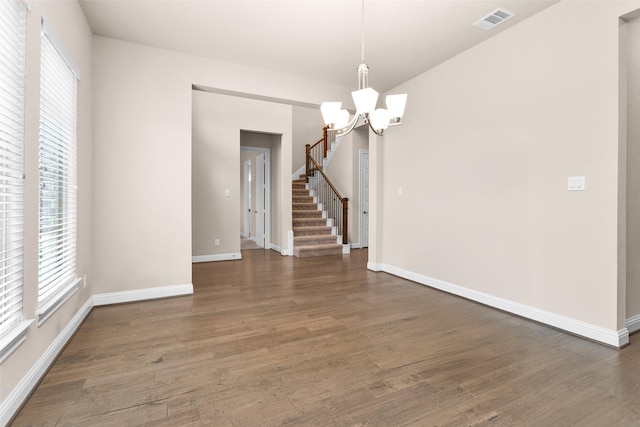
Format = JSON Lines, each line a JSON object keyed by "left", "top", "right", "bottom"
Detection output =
{"left": 241, "top": 146, "right": 271, "bottom": 250}
{"left": 359, "top": 149, "right": 369, "bottom": 248}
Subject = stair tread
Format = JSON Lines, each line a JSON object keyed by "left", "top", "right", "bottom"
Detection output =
{"left": 293, "top": 243, "right": 343, "bottom": 258}
{"left": 293, "top": 211, "right": 322, "bottom": 218}
{"left": 295, "top": 242, "right": 341, "bottom": 248}
{"left": 294, "top": 235, "right": 337, "bottom": 242}
{"left": 292, "top": 203, "right": 317, "bottom": 210}
{"left": 292, "top": 229, "right": 332, "bottom": 237}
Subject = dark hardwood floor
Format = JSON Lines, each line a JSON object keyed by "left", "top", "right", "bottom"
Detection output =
{"left": 11, "top": 249, "right": 640, "bottom": 426}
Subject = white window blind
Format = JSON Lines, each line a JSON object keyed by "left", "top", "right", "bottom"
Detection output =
{"left": 38, "top": 24, "right": 78, "bottom": 312}
{"left": 0, "top": 0, "right": 27, "bottom": 340}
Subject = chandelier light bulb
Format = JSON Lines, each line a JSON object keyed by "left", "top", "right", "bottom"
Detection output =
{"left": 320, "top": 102, "right": 342, "bottom": 128}
{"left": 334, "top": 109, "right": 350, "bottom": 130}
{"left": 370, "top": 108, "right": 391, "bottom": 132}
{"left": 385, "top": 94, "right": 407, "bottom": 124}
{"left": 352, "top": 87, "right": 379, "bottom": 115}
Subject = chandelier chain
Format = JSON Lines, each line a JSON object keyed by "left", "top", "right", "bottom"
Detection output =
{"left": 361, "top": 0, "right": 365, "bottom": 64}
{"left": 320, "top": 0, "right": 407, "bottom": 137}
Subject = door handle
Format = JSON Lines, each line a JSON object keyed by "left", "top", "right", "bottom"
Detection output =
{"left": 363, "top": 211, "right": 368, "bottom": 214}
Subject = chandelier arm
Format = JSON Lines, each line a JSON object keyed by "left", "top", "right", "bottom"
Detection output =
{"left": 334, "top": 113, "right": 361, "bottom": 136}
{"left": 368, "top": 117, "right": 385, "bottom": 136}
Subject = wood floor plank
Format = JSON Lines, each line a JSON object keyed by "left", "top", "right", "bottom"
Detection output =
{"left": 10, "top": 249, "right": 640, "bottom": 426}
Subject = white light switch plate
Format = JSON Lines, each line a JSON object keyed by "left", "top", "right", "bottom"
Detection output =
{"left": 568, "top": 176, "right": 585, "bottom": 191}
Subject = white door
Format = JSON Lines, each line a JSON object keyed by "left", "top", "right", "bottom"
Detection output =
{"left": 255, "top": 152, "right": 266, "bottom": 248}
{"left": 360, "top": 150, "right": 369, "bottom": 248}
{"left": 243, "top": 160, "right": 251, "bottom": 238}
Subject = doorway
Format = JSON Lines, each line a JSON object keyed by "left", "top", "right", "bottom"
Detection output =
{"left": 359, "top": 149, "right": 370, "bottom": 248}
{"left": 240, "top": 144, "right": 271, "bottom": 250}
{"left": 243, "top": 159, "right": 251, "bottom": 239}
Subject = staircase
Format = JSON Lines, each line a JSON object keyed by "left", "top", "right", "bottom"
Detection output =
{"left": 292, "top": 177, "right": 343, "bottom": 257}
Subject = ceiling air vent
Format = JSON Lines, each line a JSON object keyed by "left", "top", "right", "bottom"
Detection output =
{"left": 472, "top": 8, "right": 515, "bottom": 31}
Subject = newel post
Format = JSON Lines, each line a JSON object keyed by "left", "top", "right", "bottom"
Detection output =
{"left": 323, "top": 126, "right": 328, "bottom": 160}
{"left": 342, "top": 198, "right": 349, "bottom": 245}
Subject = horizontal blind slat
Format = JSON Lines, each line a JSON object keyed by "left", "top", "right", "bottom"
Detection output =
{"left": 37, "top": 27, "right": 77, "bottom": 310}
{"left": 0, "top": 0, "right": 25, "bottom": 340}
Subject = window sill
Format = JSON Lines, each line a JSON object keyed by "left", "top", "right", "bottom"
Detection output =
{"left": 36, "top": 278, "right": 81, "bottom": 326}
{"left": 0, "top": 320, "right": 34, "bottom": 364}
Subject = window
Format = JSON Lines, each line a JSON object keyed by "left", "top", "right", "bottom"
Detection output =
{"left": 37, "top": 22, "right": 80, "bottom": 322}
{"left": 0, "top": 0, "right": 27, "bottom": 352}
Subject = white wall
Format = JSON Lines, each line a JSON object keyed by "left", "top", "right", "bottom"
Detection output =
{"left": 373, "top": 1, "right": 639, "bottom": 346}
{"left": 0, "top": 0, "right": 93, "bottom": 409}
{"left": 92, "top": 36, "right": 351, "bottom": 292}
{"left": 626, "top": 17, "right": 640, "bottom": 322}
{"left": 292, "top": 106, "right": 325, "bottom": 174}
{"left": 192, "top": 91, "right": 292, "bottom": 258}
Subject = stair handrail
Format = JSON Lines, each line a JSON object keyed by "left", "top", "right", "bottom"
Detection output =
{"left": 305, "top": 140, "right": 348, "bottom": 245}
{"left": 305, "top": 126, "right": 337, "bottom": 177}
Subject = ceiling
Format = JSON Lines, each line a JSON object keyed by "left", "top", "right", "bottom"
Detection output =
{"left": 78, "top": 0, "right": 560, "bottom": 93}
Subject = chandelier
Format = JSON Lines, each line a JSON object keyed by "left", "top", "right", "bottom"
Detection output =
{"left": 320, "top": 0, "right": 407, "bottom": 136}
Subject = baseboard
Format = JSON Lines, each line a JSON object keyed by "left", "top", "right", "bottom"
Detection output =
{"left": 270, "top": 243, "right": 292, "bottom": 256}
{"left": 342, "top": 244, "right": 351, "bottom": 254}
{"left": 192, "top": 253, "right": 241, "bottom": 263}
{"left": 287, "top": 231, "right": 294, "bottom": 257}
{"left": 93, "top": 283, "right": 194, "bottom": 306}
{"left": 367, "top": 262, "right": 383, "bottom": 272}
{"left": 0, "top": 297, "right": 93, "bottom": 427}
{"left": 271, "top": 243, "right": 283, "bottom": 254}
{"left": 627, "top": 314, "right": 640, "bottom": 334}
{"left": 378, "top": 263, "right": 629, "bottom": 348}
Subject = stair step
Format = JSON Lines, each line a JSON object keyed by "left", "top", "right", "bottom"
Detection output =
{"left": 293, "top": 218, "right": 328, "bottom": 227}
{"left": 293, "top": 196, "right": 314, "bottom": 203}
{"left": 292, "top": 226, "right": 332, "bottom": 236}
{"left": 294, "top": 243, "right": 343, "bottom": 258}
{"left": 291, "top": 175, "right": 343, "bottom": 258}
{"left": 292, "top": 203, "right": 317, "bottom": 211}
{"left": 294, "top": 235, "right": 338, "bottom": 245}
{"left": 293, "top": 210, "right": 322, "bottom": 218}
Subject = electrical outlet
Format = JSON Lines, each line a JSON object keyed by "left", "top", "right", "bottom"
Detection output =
{"left": 214, "top": 239, "right": 220, "bottom": 246}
